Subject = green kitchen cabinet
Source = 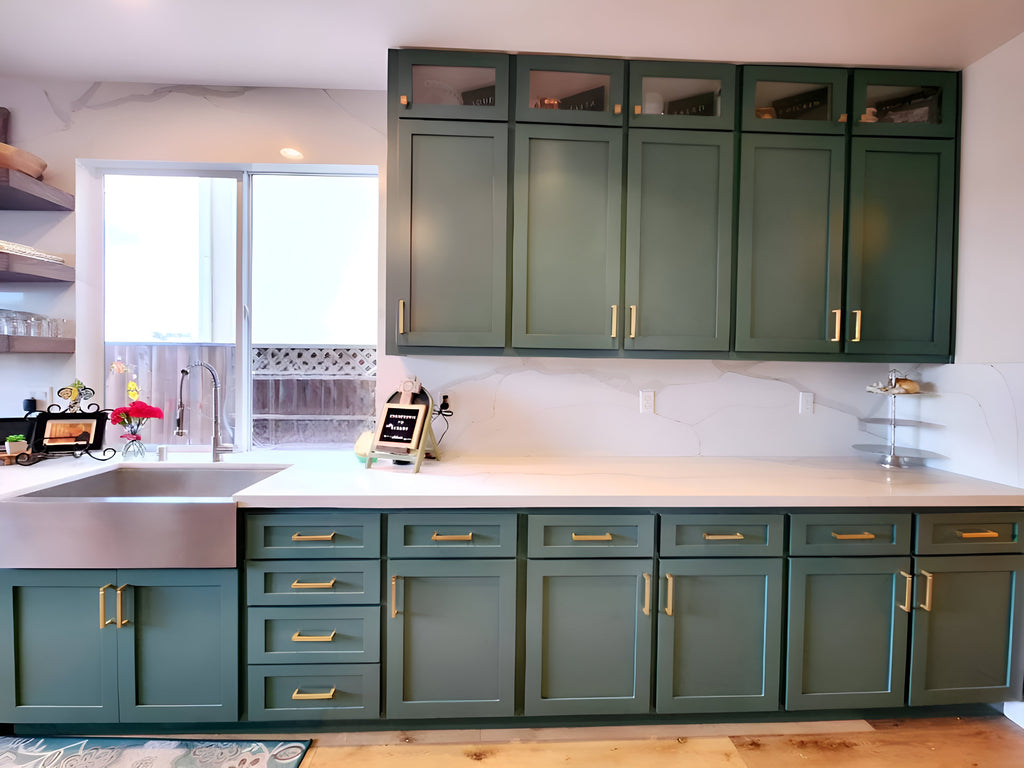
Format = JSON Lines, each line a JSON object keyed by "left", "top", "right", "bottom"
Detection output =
{"left": 392, "top": 49, "right": 510, "bottom": 121}
{"left": 0, "top": 568, "right": 238, "bottom": 724}
{"left": 908, "top": 555, "right": 1024, "bottom": 706}
{"left": 741, "top": 66, "right": 849, "bottom": 134}
{"left": 786, "top": 556, "right": 911, "bottom": 710}
{"left": 385, "top": 559, "right": 517, "bottom": 718}
{"left": 512, "top": 124, "right": 623, "bottom": 349}
{"left": 627, "top": 60, "right": 737, "bottom": 131}
{"left": 515, "top": 55, "right": 626, "bottom": 126}
{"left": 624, "top": 129, "right": 733, "bottom": 351}
{"left": 844, "top": 138, "right": 955, "bottom": 357}
{"left": 524, "top": 558, "right": 653, "bottom": 716}
{"left": 851, "top": 69, "right": 958, "bottom": 139}
{"left": 735, "top": 133, "right": 846, "bottom": 353}
{"left": 390, "top": 120, "right": 508, "bottom": 349}
{"left": 656, "top": 558, "right": 783, "bottom": 713}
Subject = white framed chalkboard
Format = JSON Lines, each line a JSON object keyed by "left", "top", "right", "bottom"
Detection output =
{"left": 371, "top": 402, "right": 428, "bottom": 453}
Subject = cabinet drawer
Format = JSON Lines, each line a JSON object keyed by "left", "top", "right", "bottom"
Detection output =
{"left": 246, "top": 560, "right": 381, "bottom": 606}
{"left": 915, "top": 510, "right": 1024, "bottom": 555}
{"left": 527, "top": 514, "right": 655, "bottom": 558}
{"left": 387, "top": 512, "right": 517, "bottom": 558}
{"left": 247, "top": 663, "right": 380, "bottom": 721}
{"left": 247, "top": 606, "right": 380, "bottom": 665}
{"left": 246, "top": 511, "right": 381, "bottom": 559}
{"left": 660, "top": 513, "right": 784, "bottom": 557}
{"left": 789, "top": 512, "right": 912, "bottom": 556}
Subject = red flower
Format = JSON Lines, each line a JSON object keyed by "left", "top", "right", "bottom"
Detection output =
{"left": 109, "top": 401, "right": 163, "bottom": 426}
{"left": 109, "top": 406, "right": 131, "bottom": 425}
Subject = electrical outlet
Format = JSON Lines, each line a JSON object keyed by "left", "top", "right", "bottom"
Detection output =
{"left": 798, "top": 391, "right": 814, "bottom": 416}
{"left": 27, "top": 388, "right": 50, "bottom": 406}
{"left": 639, "top": 389, "right": 655, "bottom": 415}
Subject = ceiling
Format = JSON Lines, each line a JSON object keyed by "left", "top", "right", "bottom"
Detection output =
{"left": 1, "top": 0, "right": 1023, "bottom": 91}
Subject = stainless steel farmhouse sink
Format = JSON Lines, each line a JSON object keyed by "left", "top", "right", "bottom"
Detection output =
{"left": 0, "top": 465, "right": 284, "bottom": 569}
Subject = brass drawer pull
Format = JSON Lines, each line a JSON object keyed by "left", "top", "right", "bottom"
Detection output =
{"left": 664, "top": 573, "right": 674, "bottom": 617}
{"left": 850, "top": 309, "right": 862, "bottom": 342}
{"left": 898, "top": 570, "right": 913, "bottom": 613}
{"left": 292, "top": 687, "right": 336, "bottom": 701}
{"left": 830, "top": 308, "right": 841, "bottom": 342}
{"left": 956, "top": 529, "right": 1000, "bottom": 539}
{"left": 610, "top": 304, "right": 618, "bottom": 338}
{"left": 919, "top": 570, "right": 934, "bottom": 612}
{"left": 291, "top": 630, "right": 337, "bottom": 643}
{"left": 398, "top": 299, "right": 407, "bottom": 334}
{"left": 571, "top": 532, "right": 613, "bottom": 542}
{"left": 831, "top": 531, "right": 876, "bottom": 540}
{"left": 703, "top": 532, "right": 745, "bottom": 541}
{"left": 116, "top": 584, "right": 129, "bottom": 627}
{"left": 99, "top": 584, "right": 115, "bottom": 629}
{"left": 431, "top": 531, "right": 473, "bottom": 542}
{"left": 641, "top": 572, "right": 651, "bottom": 616}
{"left": 292, "top": 531, "right": 336, "bottom": 542}
{"left": 391, "top": 575, "right": 399, "bottom": 619}
{"left": 629, "top": 305, "right": 637, "bottom": 339}
{"left": 291, "top": 578, "right": 337, "bottom": 590}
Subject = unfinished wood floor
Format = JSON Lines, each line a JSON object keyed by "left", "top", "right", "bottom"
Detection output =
{"left": 295, "top": 710, "right": 1024, "bottom": 768}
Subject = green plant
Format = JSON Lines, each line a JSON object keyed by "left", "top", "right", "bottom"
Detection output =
{"left": 5, "top": 434, "right": 25, "bottom": 443}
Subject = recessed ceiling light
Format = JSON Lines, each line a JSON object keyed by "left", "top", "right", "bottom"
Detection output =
{"left": 280, "top": 147, "right": 304, "bottom": 160}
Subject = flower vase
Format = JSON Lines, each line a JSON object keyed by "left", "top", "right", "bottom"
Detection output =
{"left": 121, "top": 427, "right": 147, "bottom": 459}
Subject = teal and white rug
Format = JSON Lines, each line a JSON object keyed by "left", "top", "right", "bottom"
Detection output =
{"left": 0, "top": 738, "right": 310, "bottom": 768}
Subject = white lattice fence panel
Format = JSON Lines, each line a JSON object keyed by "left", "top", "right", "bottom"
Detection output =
{"left": 252, "top": 346, "right": 376, "bottom": 379}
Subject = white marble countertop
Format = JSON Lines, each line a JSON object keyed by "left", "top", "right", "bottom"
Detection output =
{"left": 3, "top": 450, "right": 1024, "bottom": 509}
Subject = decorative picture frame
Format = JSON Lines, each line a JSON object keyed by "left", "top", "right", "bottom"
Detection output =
{"left": 25, "top": 410, "right": 108, "bottom": 456}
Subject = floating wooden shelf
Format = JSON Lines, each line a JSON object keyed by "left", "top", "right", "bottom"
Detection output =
{"left": 0, "top": 168, "right": 74, "bottom": 211}
{"left": 0, "top": 252, "right": 74, "bottom": 282}
{"left": 0, "top": 335, "right": 75, "bottom": 353}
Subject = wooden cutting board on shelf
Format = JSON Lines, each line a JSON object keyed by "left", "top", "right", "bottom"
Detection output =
{"left": 0, "top": 142, "right": 46, "bottom": 179}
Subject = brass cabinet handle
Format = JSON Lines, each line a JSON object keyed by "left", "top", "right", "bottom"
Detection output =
{"left": 898, "top": 570, "right": 913, "bottom": 613}
{"left": 291, "top": 578, "right": 337, "bottom": 590}
{"left": 292, "top": 531, "right": 336, "bottom": 542}
{"left": 830, "top": 309, "right": 842, "bottom": 342}
{"left": 614, "top": 104, "right": 622, "bottom": 115}
{"left": 398, "top": 299, "right": 407, "bottom": 335}
{"left": 703, "top": 532, "right": 745, "bottom": 541}
{"left": 633, "top": 105, "right": 642, "bottom": 115}
{"left": 850, "top": 309, "right": 862, "bottom": 342}
{"left": 399, "top": 94, "right": 409, "bottom": 106}
{"left": 571, "top": 532, "right": 613, "bottom": 542}
{"left": 832, "top": 531, "right": 876, "bottom": 540}
{"left": 629, "top": 305, "right": 637, "bottom": 339}
{"left": 99, "top": 584, "right": 115, "bottom": 629}
{"left": 610, "top": 304, "right": 618, "bottom": 338}
{"left": 642, "top": 572, "right": 652, "bottom": 616}
{"left": 956, "top": 529, "right": 1000, "bottom": 539}
{"left": 291, "top": 630, "right": 337, "bottom": 643}
{"left": 919, "top": 570, "right": 934, "bottom": 612}
{"left": 116, "top": 584, "right": 129, "bottom": 627}
{"left": 391, "top": 575, "right": 399, "bottom": 619}
{"left": 431, "top": 531, "right": 473, "bottom": 542}
{"left": 292, "top": 687, "right": 336, "bottom": 701}
{"left": 664, "top": 573, "right": 674, "bottom": 617}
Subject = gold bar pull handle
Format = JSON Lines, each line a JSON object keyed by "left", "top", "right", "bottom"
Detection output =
{"left": 642, "top": 572, "right": 651, "bottom": 616}
{"left": 398, "top": 299, "right": 407, "bottom": 335}
{"left": 956, "top": 529, "right": 1000, "bottom": 539}
{"left": 610, "top": 304, "right": 618, "bottom": 338}
{"left": 571, "top": 532, "right": 613, "bottom": 542}
{"left": 292, "top": 531, "right": 336, "bottom": 542}
{"left": 614, "top": 104, "right": 622, "bottom": 115}
{"left": 399, "top": 95, "right": 409, "bottom": 107}
{"left": 634, "top": 105, "right": 642, "bottom": 115}
{"left": 703, "top": 532, "right": 745, "bottom": 541}
{"left": 898, "top": 570, "right": 913, "bottom": 613}
{"left": 115, "top": 584, "right": 129, "bottom": 627}
{"left": 850, "top": 309, "right": 862, "bottom": 342}
{"left": 664, "top": 573, "right": 674, "bottom": 617}
{"left": 629, "top": 305, "right": 637, "bottom": 339}
{"left": 291, "top": 578, "right": 337, "bottom": 590}
{"left": 99, "top": 584, "right": 115, "bottom": 629}
{"left": 832, "top": 531, "right": 876, "bottom": 540}
{"left": 830, "top": 308, "right": 841, "bottom": 342}
{"left": 431, "top": 531, "right": 473, "bottom": 542}
{"left": 391, "top": 575, "right": 399, "bottom": 619}
{"left": 291, "top": 630, "right": 337, "bottom": 643}
{"left": 292, "top": 687, "right": 336, "bottom": 701}
{"left": 919, "top": 570, "right": 934, "bottom": 612}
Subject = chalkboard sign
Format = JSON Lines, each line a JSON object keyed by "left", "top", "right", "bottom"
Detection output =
{"left": 372, "top": 403, "right": 428, "bottom": 452}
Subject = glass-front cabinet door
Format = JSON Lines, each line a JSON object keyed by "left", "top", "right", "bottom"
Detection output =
{"left": 394, "top": 50, "right": 509, "bottom": 121}
{"left": 515, "top": 55, "right": 625, "bottom": 126}
{"left": 741, "top": 66, "right": 848, "bottom": 134}
{"left": 852, "top": 69, "right": 958, "bottom": 138}
{"left": 628, "top": 61, "right": 736, "bottom": 130}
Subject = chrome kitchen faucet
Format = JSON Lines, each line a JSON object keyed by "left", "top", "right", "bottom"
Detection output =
{"left": 175, "top": 362, "right": 232, "bottom": 462}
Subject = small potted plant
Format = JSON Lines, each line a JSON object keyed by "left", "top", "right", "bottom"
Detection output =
{"left": 5, "top": 434, "right": 28, "bottom": 455}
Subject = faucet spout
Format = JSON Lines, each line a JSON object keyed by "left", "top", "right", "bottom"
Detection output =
{"left": 176, "top": 361, "right": 231, "bottom": 462}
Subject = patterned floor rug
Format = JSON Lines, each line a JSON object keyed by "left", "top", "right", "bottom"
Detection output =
{"left": 0, "top": 738, "right": 310, "bottom": 768}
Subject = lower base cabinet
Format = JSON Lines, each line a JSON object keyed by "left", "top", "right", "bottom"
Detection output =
{"left": 0, "top": 568, "right": 238, "bottom": 724}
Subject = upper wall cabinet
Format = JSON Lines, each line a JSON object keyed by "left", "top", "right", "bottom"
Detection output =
{"left": 851, "top": 69, "right": 958, "bottom": 138}
{"left": 515, "top": 56, "right": 626, "bottom": 126}
{"left": 394, "top": 50, "right": 510, "bottom": 121}
{"left": 741, "top": 66, "right": 848, "bottom": 134}
{"left": 628, "top": 61, "right": 737, "bottom": 131}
